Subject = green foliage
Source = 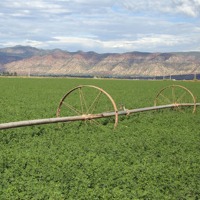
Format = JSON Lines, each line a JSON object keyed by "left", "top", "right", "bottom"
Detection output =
{"left": 0, "top": 77, "right": 200, "bottom": 199}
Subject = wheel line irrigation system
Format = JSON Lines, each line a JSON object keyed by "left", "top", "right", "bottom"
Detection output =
{"left": 0, "top": 84, "right": 199, "bottom": 130}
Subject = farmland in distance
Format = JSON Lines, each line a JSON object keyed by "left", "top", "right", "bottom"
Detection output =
{"left": 0, "top": 77, "right": 200, "bottom": 199}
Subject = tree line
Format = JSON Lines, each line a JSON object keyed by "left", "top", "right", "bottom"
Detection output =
{"left": 0, "top": 71, "right": 17, "bottom": 76}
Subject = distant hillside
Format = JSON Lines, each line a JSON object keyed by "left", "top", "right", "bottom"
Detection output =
{"left": 0, "top": 45, "right": 200, "bottom": 77}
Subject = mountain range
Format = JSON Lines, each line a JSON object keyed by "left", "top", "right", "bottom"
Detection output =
{"left": 0, "top": 45, "right": 200, "bottom": 77}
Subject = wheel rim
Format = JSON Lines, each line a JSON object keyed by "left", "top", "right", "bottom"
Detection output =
{"left": 57, "top": 85, "right": 118, "bottom": 128}
{"left": 154, "top": 85, "right": 196, "bottom": 113}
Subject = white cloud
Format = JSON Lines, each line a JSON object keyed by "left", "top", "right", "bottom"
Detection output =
{"left": 0, "top": 0, "right": 200, "bottom": 52}
{"left": 73, "top": 0, "right": 115, "bottom": 6}
{"left": 0, "top": 40, "right": 45, "bottom": 48}
{"left": 2, "top": 32, "right": 200, "bottom": 52}
{"left": 119, "top": 0, "right": 200, "bottom": 17}
{"left": 0, "top": 0, "right": 70, "bottom": 17}
{"left": 176, "top": 0, "right": 200, "bottom": 17}
{"left": 42, "top": 34, "right": 199, "bottom": 52}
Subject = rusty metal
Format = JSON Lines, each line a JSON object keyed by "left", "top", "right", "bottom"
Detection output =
{"left": 56, "top": 85, "right": 118, "bottom": 128}
{"left": 0, "top": 84, "right": 199, "bottom": 130}
{"left": 154, "top": 85, "right": 196, "bottom": 113}
{"left": 0, "top": 103, "right": 199, "bottom": 130}
{"left": 0, "top": 113, "right": 113, "bottom": 130}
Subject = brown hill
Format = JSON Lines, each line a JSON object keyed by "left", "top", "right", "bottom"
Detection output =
{"left": 0, "top": 46, "right": 200, "bottom": 77}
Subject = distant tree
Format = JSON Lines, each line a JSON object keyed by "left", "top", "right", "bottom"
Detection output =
{"left": 3, "top": 71, "right": 9, "bottom": 76}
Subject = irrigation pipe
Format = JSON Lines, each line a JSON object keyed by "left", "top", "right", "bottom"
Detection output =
{"left": 0, "top": 103, "right": 199, "bottom": 130}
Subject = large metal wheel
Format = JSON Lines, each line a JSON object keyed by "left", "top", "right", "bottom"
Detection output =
{"left": 154, "top": 85, "right": 196, "bottom": 113}
{"left": 56, "top": 85, "right": 118, "bottom": 128}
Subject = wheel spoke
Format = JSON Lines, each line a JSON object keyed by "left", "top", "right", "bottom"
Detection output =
{"left": 78, "top": 88, "right": 84, "bottom": 114}
{"left": 156, "top": 97, "right": 165, "bottom": 105}
{"left": 172, "top": 86, "right": 176, "bottom": 103}
{"left": 57, "top": 85, "right": 118, "bottom": 129}
{"left": 159, "top": 93, "right": 172, "bottom": 104}
{"left": 90, "top": 119, "right": 102, "bottom": 126}
{"left": 176, "top": 91, "right": 187, "bottom": 104}
{"left": 154, "top": 85, "right": 196, "bottom": 114}
{"left": 79, "top": 88, "right": 88, "bottom": 114}
{"left": 88, "top": 91, "right": 102, "bottom": 114}
{"left": 88, "top": 118, "right": 111, "bottom": 131}
{"left": 62, "top": 101, "right": 82, "bottom": 115}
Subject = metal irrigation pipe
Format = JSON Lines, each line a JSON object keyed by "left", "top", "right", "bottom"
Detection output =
{"left": 0, "top": 103, "right": 199, "bottom": 130}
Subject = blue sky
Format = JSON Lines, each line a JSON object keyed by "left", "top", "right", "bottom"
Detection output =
{"left": 0, "top": 0, "right": 200, "bottom": 53}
